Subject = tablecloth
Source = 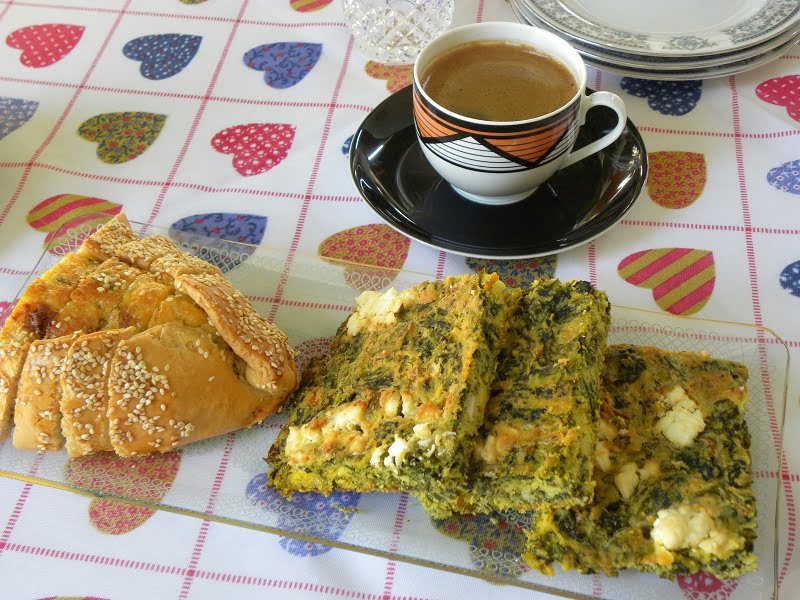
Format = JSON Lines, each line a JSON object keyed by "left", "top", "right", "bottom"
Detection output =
{"left": 0, "top": 0, "right": 798, "bottom": 598}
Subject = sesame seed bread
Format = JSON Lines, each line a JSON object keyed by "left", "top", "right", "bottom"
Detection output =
{"left": 44, "top": 257, "right": 146, "bottom": 337}
{"left": 0, "top": 221, "right": 129, "bottom": 443}
{"left": 3, "top": 212, "right": 298, "bottom": 456}
{"left": 13, "top": 332, "right": 83, "bottom": 451}
{"left": 76, "top": 213, "right": 138, "bottom": 263}
{"left": 107, "top": 321, "right": 288, "bottom": 456}
{"left": 115, "top": 235, "right": 184, "bottom": 271}
{"left": 60, "top": 327, "right": 136, "bottom": 457}
{"left": 176, "top": 271, "right": 298, "bottom": 400}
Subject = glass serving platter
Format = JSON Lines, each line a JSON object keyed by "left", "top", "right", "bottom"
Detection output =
{"left": 0, "top": 221, "right": 789, "bottom": 600}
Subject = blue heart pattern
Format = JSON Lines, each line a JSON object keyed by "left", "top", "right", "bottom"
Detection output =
{"left": 168, "top": 212, "right": 267, "bottom": 273}
{"left": 767, "top": 159, "right": 800, "bottom": 195}
{"left": 123, "top": 34, "right": 202, "bottom": 80}
{"left": 246, "top": 473, "right": 360, "bottom": 556}
{"left": 432, "top": 513, "right": 530, "bottom": 578}
{"left": 243, "top": 42, "right": 322, "bottom": 89}
{"left": 620, "top": 78, "right": 702, "bottom": 116}
{"left": 0, "top": 97, "right": 39, "bottom": 141}
{"left": 466, "top": 256, "right": 557, "bottom": 288}
{"left": 780, "top": 261, "right": 800, "bottom": 298}
{"left": 341, "top": 134, "right": 353, "bottom": 156}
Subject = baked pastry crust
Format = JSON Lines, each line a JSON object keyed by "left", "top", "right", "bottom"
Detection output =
{"left": 2, "top": 213, "right": 298, "bottom": 456}
{"left": 0, "top": 214, "right": 133, "bottom": 441}
{"left": 60, "top": 327, "right": 135, "bottom": 457}
{"left": 176, "top": 271, "right": 297, "bottom": 400}
{"left": 13, "top": 332, "right": 82, "bottom": 451}
{"left": 107, "top": 321, "right": 287, "bottom": 456}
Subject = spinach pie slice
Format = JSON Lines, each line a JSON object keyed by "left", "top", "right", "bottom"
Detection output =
{"left": 416, "top": 279, "right": 610, "bottom": 517}
{"left": 524, "top": 344, "right": 757, "bottom": 580}
{"left": 267, "top": 273, "right": 520, "bottom": 498}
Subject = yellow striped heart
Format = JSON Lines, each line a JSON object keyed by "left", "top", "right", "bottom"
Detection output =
{"left": 26, "top": 194, "right": 121, "bottom": 252}
{"left": 618, "top": 248, "right": 715, "bottom": 315}
{"left": 290, "top": 0, "right": 333, "bottom": 12}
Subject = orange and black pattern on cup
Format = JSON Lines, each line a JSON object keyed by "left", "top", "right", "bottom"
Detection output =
{"left": 413, "top": 84, "right": 580, "bottom": 173}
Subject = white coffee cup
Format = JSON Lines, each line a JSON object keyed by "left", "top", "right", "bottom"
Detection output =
{"left": 413, "top": 22, "right": 627, "bottom": 205}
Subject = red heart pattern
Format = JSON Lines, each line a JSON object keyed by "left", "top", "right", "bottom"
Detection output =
{"left": 365, "top": 61, "right": 413, "bottom": 93}
{"left": 0, "top": 301, "right": 16, "bottom": 327}
{"left": 647, "top": 151, "right": 706, "bottom": 209}
{"left": 66, "top": 452, "right": 181, "bottom": 534}
{"left": 756, "top": 75, "right": 800, "bottom": 123}
{"left": 618, "top": 248, "right": 715, "bottom": 316}
{"left": 211, "top": 123, "right": 295, "bottom": 177}
{"left": 6, "top": 24, "right": 85, "bottom": 68}
{"left": 318, "top": 224, "right": 410, "bottom": 292}
{"left": 678, "top": 571, "right": 738, "bottom": 600}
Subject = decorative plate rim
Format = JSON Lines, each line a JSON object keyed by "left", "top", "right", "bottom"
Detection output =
{"left": 524, "top": 0, "right": 800, "bottom": 56}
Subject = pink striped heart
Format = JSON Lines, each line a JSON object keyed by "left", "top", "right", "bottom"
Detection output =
{"left": 26, "top": 194, "right": 122, "bottom": 253}
{"left": 678, "top": 571, "right": 738, "bottom": 600}
{"left": 618, "top": 248, "right": 715, "bottom": 315}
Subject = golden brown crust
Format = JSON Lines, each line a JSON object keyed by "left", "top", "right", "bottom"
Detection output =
{"left": 3, "top": 212, "right": 298, "bottom": 455}
{"left": 13, "top": 332, "right": 82, "bottom": 451}
{"left": 46, "top": 258, "right": 145, "bottom": 336}
{"left": 77, "top": 214, "right": 137, "bottom": 262}
{"left": 176, "top": 271, "right": 298, "bottom": 399}
{"left": 115, "top": 235, "right": 182, "bottom": 271}
{"left": 148, "top": 252, "right": 222, "bottom": 284}
{"left": 107, "top": 322, "right": 286, "bottom": 456}
{"left": 60, "top": 327, "right": 135, "bottom": 457}
{"left": 0, "top": 252, "right": 99, "bottom": 441}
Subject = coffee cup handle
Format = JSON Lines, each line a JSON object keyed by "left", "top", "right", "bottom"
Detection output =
{"left": 560, "top": 91, "right": 627, "bottom": 169}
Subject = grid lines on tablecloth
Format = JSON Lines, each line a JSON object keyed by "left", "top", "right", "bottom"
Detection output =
{"left": 0, "top": 0, "right": 799, "bottom": 598}
{"left": 0, "top": 1, "right": 430, "bottom": 598}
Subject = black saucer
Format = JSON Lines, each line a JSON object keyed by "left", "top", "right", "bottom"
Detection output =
{"left": 349, "top": 86, "right": 647, "bottom": 258}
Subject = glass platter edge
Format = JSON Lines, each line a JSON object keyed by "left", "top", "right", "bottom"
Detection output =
{"left": 0, "top": 221, "right": 788, "bottom": 600}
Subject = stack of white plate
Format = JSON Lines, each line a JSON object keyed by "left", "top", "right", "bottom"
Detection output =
{"left": 510, "top": 0, "right": 800, "bottom": 80}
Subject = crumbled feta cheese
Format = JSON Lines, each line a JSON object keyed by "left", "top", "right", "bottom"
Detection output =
{"left": 638, "top": 459, "right": 660, "bottom": 481}
{"left": 595, "top": 440, "right": 612, "bottom": 472}
{"left": 413, "top": 423, "right": 433, "bottom": 440}
{"left": 370, "top": 446, "right": 385, "bottom": 467}
{"left": 284, "top": 425, "right": 320, "bottom": 457}
{"left": 400, "top": 391, "right": 416, "bottom": 417}
{"left": 346, "top": 288, "right": 409, "bottom": 335}
{"left": 651, "top": 504, "right": 742, "bottom": 558}
{"left": 380, "top": 390, "right": 400, "bottom": 417}
{"left": 597, "top": 418, "right": 617, "bottom": 441}
{"left": 327, "top": 403, "right": 366, "bottom": 431}
{"left": 614, "top": 462, "right": 640, "bottom": 500}
{"left": 284, "top": 402, "right": 366, "bottom": 461}
{"left": 384, "top": 436, "right": 413, "bottom": 468}
{"left": 664, "top": 385, "right": 690, "bottom": 406}
{"left": 656, "top": 387, "right": 705, "bottom": 447}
